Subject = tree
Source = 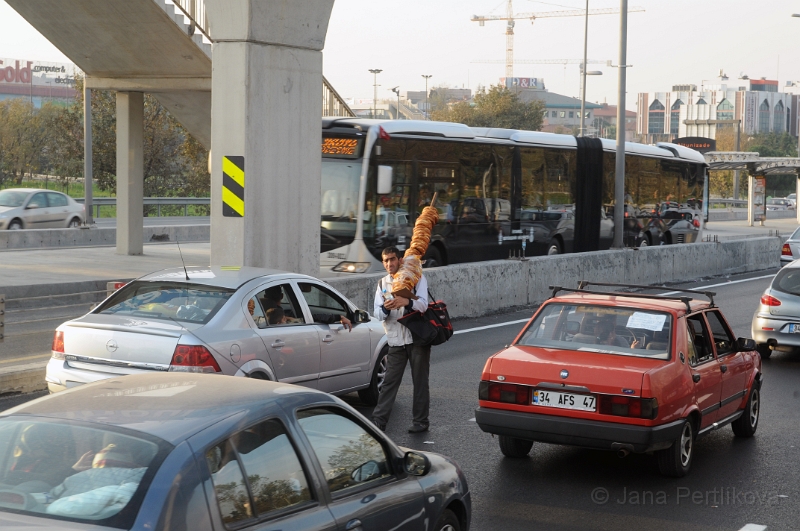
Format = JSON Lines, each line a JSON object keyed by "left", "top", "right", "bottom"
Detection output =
{"left": 430, "top": 84, "right": 545, "bottom": 131}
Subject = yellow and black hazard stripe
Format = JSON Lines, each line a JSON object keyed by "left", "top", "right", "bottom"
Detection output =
{"left": 222, "top": 155, "right": 245, "bottom": 217}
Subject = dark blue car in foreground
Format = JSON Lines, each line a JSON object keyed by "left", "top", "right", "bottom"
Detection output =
{"left": 0, "top": 373, "right": 470, "bottom": 531}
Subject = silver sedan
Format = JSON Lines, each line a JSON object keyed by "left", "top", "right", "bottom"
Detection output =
{"left": 0, "top": 188, "right": 85, "bottom": 230}
{"left": 751, "top": 262, "right": 800, "bottom": 358}
{"left": 47, "top": 266, "right": 389, "bottom": 404}
{"left": 781, "top": 226, "right": 800, "bottom": 265}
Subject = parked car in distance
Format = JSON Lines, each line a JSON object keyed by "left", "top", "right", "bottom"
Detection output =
{"left": 0, "top": 373, "right": 471, "bottom": 531}
{"left": 48, "top": 266, "right": 389, "bottom": 405}
{"left": 787, "top": 193, "right": 797, "bottom": 209}
{"left": 751, "top": 261, "right": 800, "bottom": 358}
{"left": 766, "top": 198, "right": 793, "bottom": 211}
{"left": 0, "top": 188, "right": 85, "bottom": 230}
{"left": 475, "top": 282, "right": 762, "bottom": 477}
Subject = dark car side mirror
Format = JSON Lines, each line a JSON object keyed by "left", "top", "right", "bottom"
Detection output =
{"left": 736, "top": 337, "right": 756, "bottom": 351}
{"left": 354, "top": 309, "right": 370, "bottom": 324}
{"left": 403, "top": 451, "right": 431, "bottom": 477}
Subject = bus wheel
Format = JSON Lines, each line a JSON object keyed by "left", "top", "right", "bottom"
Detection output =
{"left": 423, "top": 246, "right": 444, "bottom": 268}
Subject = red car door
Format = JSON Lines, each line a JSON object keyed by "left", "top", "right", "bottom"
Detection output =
{"left": 705, "top": 310, "right": 750, "bottom": 419}
{"left": 685, "top": 314, "right": 723, "bottom": 429}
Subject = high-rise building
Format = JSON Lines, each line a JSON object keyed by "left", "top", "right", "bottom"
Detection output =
{"left": 637, "top": 78, "right": 791, "bottom": 144}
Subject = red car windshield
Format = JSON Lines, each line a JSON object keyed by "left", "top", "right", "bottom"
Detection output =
{"left": 517, "top": 303, "right": 673, "bottom": 359}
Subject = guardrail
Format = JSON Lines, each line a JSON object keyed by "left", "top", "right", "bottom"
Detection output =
{"left": 74, "top": 197, "right": 210, "bottom": 218}
{"left": 708, "top": 199, "right": 748, "bottom": 208}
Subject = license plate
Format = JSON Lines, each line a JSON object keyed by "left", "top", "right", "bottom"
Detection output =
{"left": 533, "top": 389, "right": 596, "bottom": 411}
{"left": 789, "top": 324, "right": 800, "bottom": 333}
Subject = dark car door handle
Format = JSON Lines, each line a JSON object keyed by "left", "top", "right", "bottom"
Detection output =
{"left": 345, "top": 519, "right": 363, "bottom": 531}
{"left": 692, "top": 373, "right": 701, "bottom": 383}
{"left": 271, "top": 340, "right": 285, "bottom": 348}
{"left": 720, "top": 365, "right": 728, "bottom": 373}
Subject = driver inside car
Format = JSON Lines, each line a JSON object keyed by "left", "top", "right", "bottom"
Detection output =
{"left": 595, "top": 317, "right": 640, "bottom": 349}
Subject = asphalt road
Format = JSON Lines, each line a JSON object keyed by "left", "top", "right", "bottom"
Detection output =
{"left": 1, "top": 270, "right": 796, "bottom": 531}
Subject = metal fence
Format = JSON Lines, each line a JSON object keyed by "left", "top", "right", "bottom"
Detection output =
{"left": 74, "top": 197, "right": 210, "bottom": 218}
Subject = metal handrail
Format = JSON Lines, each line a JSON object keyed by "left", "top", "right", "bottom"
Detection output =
{"left": 172, "top": 0, "right": 210, "bottom": 41}
{"left": 323, "top": 76, "right": 355, "bottom": 117}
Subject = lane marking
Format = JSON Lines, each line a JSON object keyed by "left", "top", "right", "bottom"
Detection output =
{"left": 738, "top": 525, "right": 767, "bottom": 531}
{"left": 454, "top": 318, "right": 529, "bottom": 335}
{"left": 661, "top": 274, "right": 776, "bottom": 296}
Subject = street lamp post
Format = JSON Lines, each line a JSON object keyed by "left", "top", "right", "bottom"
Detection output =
{"left": 612, "top": 0, "right": 630, "bottom": 249}
{"left": 390, "top": 86, "right": 401, "bottom": 119}
{"left": 422, "top": 74, "right": 433, "bottom": 119}
{"left": 369, "top": 69, "right": 382, "bottom": 118}
{"left": 579, "top": 65, "right": 603, "bottom": 136}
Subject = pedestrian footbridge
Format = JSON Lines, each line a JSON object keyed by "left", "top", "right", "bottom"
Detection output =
{"left": 8, "top": 0, "right": 351, "bottom": 276}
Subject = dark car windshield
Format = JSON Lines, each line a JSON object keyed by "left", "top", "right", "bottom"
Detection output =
{"left": 0, "top": 190, "right": 28, "bottom": 208}
{"left": 95, "top": 281, "right": 235, "bottom": 324}
{"left": 0, "top": 418, "right": 171, "bottom": 529}
{"left": 517, "top": 303, "right": 673, "bottom": 360}
{"left": 772, "top": 268, "right": 800, "bottom": 296}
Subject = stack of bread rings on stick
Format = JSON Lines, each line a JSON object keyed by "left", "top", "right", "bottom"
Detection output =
{"left": 391, "top": 193, "right": 439, "bottom": 300}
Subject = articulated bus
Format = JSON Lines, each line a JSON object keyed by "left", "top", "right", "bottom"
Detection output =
{"left": 320, "top": 118, "right": 708, "bottom": 275}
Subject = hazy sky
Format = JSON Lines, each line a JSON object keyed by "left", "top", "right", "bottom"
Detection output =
{"left": 3, "top": 0, "right": 800, "bottom": 111}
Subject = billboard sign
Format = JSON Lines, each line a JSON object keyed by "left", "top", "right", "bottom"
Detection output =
{"left": 500, "top": 77, "right": 545, "bottom": 90}
{"left": 0, "top": 57, "right": 80, "bottom": 88}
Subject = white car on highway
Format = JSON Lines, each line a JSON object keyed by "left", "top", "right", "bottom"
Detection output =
{"left": 0, "top": 188, "right": 85, "bottom": 230}
{"left": 47, "top": 266, "right": 389, "bottom": 404}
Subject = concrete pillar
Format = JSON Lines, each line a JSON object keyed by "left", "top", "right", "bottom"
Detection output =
{"left": 206, "top": 0, "right": 334, "bottom": 276}
{"left": 116, "top": 92, "right": 144, "bottom": 255}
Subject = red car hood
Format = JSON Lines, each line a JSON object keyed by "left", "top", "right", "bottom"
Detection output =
{"left": 488, "top": 345, "right": 665, "bottom": 396}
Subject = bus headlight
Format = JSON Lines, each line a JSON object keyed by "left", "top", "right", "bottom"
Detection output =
{"left": 333, "top": 261, "right": 371, "bottom": 273}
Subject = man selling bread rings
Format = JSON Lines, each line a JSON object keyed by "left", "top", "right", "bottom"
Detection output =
{"left": 371, "top": 246, "right": 431, "bottom": 433}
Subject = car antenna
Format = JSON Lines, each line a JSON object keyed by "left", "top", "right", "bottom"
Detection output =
{"left": 176, "top": 238, "right": 190, "bottom": 281}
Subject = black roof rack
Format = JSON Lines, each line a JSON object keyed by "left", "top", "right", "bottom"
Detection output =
{"left": 548, "top": 281, "right": 716, "bottom": 313}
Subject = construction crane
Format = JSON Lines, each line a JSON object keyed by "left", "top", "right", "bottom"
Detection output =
{"left": 471, "top": 58, "right": 608, "bottom": 65}
{"left": 471, "top": 1, "right": 644, "bottom": 78}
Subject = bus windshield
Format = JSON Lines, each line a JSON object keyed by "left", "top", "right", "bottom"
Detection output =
{"left": 321, "top": 159, "right": 362, "bottom": 241}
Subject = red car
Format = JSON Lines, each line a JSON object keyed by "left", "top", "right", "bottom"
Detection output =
{"left": 475, "top": 282, "right": 763, "bottom": 477}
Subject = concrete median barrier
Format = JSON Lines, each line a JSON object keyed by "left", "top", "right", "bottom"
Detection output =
{"left": 327, "top": 237, "right": 780, "bottom": 319}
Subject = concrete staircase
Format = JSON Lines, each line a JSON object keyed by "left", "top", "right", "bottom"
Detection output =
{"left": 154, "top": 0, "right": 212, "bottom": 59}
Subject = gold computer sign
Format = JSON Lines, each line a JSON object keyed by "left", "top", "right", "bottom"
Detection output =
{"left": 322, "top": 137, "right": 360, "bottom": 158}
{"left": 222, "top": 156, "right": 244, "bottom": 217}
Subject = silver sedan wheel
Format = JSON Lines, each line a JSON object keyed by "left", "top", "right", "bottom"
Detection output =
{"left": 68, "top": 218, "right": 81, "bottom": 228}
{"left": 547, "top": 243, "right": 560, "bottom": 255}
{"left": 8, "top": 219, "right": 22, "bottom": 230}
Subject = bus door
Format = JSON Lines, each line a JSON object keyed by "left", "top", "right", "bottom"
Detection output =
{"left": 415, "top": 162, "right": 460, "bottom": 264}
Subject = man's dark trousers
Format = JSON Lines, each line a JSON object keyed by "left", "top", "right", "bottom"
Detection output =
{"left": 372, "top": 343, "right": 431, "bottom": 427}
